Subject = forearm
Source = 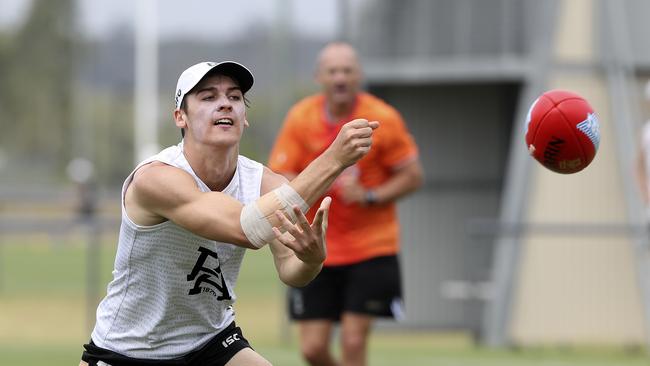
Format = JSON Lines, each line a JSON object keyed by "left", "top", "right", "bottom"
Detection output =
{"left": 270, "top": 240, "right": 323, "bottom": 287}
{"left": 278, "top": 255, "right": 323, "bottom": 287}
{"left": 284, "top": 118, "right": 378, "bottom": 207}
{"left": 288, "top": 151, "right": 344, "bottom": 207}
{"left": 175, "top": 191, "right": 255, "bottom": 248}
{"left": 370, "top": 161, "right": 424, "bottom": 204}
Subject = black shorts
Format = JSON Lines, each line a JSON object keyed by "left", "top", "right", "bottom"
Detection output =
{"left": 81, "top": 322, "right": 251, "bottom": 366}
{"left": 289, "top": 255, "right": 403, "bottom": 321}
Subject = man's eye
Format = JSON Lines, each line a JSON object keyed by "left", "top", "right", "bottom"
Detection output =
{"left": 229, "top": 95, "right": 241, "bottom": 101}
{"left": 202, "top": 96, "right": 214, "bottom": 101}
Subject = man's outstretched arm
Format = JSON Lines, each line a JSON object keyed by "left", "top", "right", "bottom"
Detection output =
{"left": 127, "top": 119, "right": 378, "bottom": 249}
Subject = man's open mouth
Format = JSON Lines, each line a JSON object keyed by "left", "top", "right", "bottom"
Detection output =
{"left": 214, "top": 118, "right": 233, "bottom": 126}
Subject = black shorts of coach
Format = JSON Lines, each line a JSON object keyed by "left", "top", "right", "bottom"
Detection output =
{"left": 81, "top": 322, "right": 251, "bottom": 366}
{"left": 288, "top": 255, "right": 403, "bottom": 321}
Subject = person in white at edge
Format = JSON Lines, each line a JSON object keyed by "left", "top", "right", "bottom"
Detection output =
{"left": 79, "top": 61, "right": 379, "bottom": 366}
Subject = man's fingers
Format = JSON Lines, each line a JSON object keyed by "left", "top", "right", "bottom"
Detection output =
{"left": 320, "top": 196, "right": 332, "bottom": 210}
{"left": 275, "top": 208, "right": 308, "bottom": 241}
{"left": 292, "top": 205, "right": 310, "bottom": 232}
{"left": 272, "top": 226, "right": 283, "bottom": 238}
{"left": 352, "top": 127, "right": 374, "bottom": 138}
{"left": 345, "top": 119, "right": 378, "bottom": 129}
{"left": 273, "top": 226, "right": 300, "bottom": 252}
{"left": 274, "top": 209, "right": 295, "bottom": 232}
{"left": 313, "top": 197, "right": 332, "bottom": 233}
{"left": 321, "top": 197, "right": 330, "bottom": 231}
{"left": 347, "top": 119, "right": 378, "bottom": 129}
{"left": 312, "top": 205, "right": 325, "bottom": 228}
{"left": 355, "top": 138, "right": 372, "bottom": 148}
{"left": 355, "top": 146, "right": 371, "bottom": 155}
{"left": 345, "top": 118, "right": 369, "bottom": 128}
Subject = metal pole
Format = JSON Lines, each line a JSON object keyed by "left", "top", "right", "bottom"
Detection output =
{"left": 134, "top": 0, "right": 159, "bottom": 164}
{"left": 69, "top": 0, "right": 100, "bottom": 333}
{"left": 337, "top": 0, "right": 349, "bottom": 41}
{"left": 481, "top": 0, "right": 559, "bottom": 347}
{"left": 0, "top": 238, "right": 3, "bottom": 295}
{"left": 273, "top": 0, "right": 294, "bottom": 345}
{"left": 602, "top": 0, "right": 650, "bottom": 350}
{"left": 67, "top": 158, "right": 100, "bottom": 333}
{"left": 84, "top": 193, "right": 101, "bottom": 333}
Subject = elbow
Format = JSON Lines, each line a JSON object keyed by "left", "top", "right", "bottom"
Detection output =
{"left": 410, "top": 164, "right": 425, "bottom": 191}
{"left": 278, "top": 267, "right": 321, "bottom": 288}
{"left": 224, "top": 221, "right": 255, "bottom": 248}
{"left": 413, "top": 171, "right": 424, "bottom": 190}
{"left": 281, "top": 276, "right": 312, "bottom": 288}
{"left": 231, "top": 229, "right": 260, "bottom": 250}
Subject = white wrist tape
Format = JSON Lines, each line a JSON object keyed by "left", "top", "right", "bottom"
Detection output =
{"left": 240, "top": 184, "right": 309, "bottom": 248}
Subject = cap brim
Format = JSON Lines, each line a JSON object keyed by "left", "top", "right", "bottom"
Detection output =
{"left": 207, "top": 61, "right": 254, "bottom": 94}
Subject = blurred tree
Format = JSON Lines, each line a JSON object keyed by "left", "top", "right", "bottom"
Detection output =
{"left": 2, "top": 0, "right": 75, "bottom": 182}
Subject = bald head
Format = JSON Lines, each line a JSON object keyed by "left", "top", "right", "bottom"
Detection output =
{"left": 315, "top": 42, "right": 363, "bottom": 109}
{"left": 317, "top": 42, "right": 361, "bottom": 72}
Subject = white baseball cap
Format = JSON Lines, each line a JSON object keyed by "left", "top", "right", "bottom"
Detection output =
{"left": 174, "top": 61, "right": 254, "bottom": 109}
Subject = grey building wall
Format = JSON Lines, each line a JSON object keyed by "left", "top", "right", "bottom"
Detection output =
{"left": 369, "top": 83, "right": 518, "bottom": 333}
{"left": 351, "top": 0, "right": 547, "bottom": 334}
{"left": 353, "top": 0, "right": 650, "bottom": 345}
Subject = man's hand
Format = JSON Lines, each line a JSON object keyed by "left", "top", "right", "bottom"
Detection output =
{"left": 272, "top": 197, "right": 331, "bottom": 266}
{"left": 337, "top": 175, "right": 367, "bottom": 205}
{"left": 325, "top": 119, "right": 379, "bottom": 169}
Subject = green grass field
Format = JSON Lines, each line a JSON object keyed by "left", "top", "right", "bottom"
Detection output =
{"left": 1, "top": 238, "right": 649, "bottom": 366}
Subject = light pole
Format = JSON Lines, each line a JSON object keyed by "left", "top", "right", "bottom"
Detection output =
{"left": 134, "top": 0, "right": 159, "bottom": 164}
{"left": 67, "top": 157, "right": 99, "bottom": 333}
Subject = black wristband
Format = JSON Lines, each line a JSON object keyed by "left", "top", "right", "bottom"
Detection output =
{"left": 364, "top": 190, "right": 377, "bottom": 205}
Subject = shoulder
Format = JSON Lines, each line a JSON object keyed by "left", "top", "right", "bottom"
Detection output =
{"left": 358, "top": 92, "right": 403, "bottom": 123}
{"left": 130, "top": 162, "right": 198, "bottom": 202}
{"left": 133, "top": 161, "right": 192, "bottom": 183}
{"left": 286, "top": 95, "right": 323, "bottom": 121}
{"left": 124, "top": 161, "right": 200, "bottom": 224}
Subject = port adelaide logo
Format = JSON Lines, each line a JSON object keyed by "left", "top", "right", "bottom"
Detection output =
{"left": 187, "top": 247, "right": 231, "bottom": 300}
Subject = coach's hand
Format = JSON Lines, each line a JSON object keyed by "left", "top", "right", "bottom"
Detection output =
{"left": 272, "top": 197, "right": 331, "bottom": 265}
{"left": 337, "top": 175, "right": 367, "bottom": 205}
{"left": 326, "top": 119, "right": 379, "bottom": 169}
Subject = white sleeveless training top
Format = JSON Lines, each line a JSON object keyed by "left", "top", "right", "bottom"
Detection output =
{"left": 90, "top": 142, "right": 263, "bottom": 359}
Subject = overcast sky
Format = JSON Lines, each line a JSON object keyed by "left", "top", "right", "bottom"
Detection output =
{"left": 0, "top": 0, "right": 353, "bottom": 40}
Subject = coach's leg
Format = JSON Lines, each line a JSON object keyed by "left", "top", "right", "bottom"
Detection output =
{"left": 340, "top": 312, "right": 373, "bottom": 366}
{"left": 225, "top": 348, "right": 272, "bottom": 366}
{"left": 298, "top": 319, "right": 338, "bottom": 366}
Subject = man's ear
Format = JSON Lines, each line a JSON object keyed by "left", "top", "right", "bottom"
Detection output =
{"left": 244, "top": 118, "right": 250, "bottom": 128}
{"left": 173, "top": 109, "right": 187, "bottom": 129}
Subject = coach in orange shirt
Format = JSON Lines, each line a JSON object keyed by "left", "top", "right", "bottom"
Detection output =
{"left": 269, "top": 42, "right": 423, "bottom": 366}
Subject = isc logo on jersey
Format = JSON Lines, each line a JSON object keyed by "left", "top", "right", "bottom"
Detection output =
{"left": 222, "top": 333, "right": 241, "bottom": 348}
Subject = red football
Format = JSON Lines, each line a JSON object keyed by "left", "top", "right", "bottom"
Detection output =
{"left": 524, "top": 89, "right": 600, "bottom": 174}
